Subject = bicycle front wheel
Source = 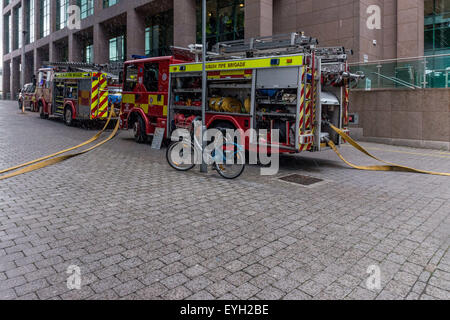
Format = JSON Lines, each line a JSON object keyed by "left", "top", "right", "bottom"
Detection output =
{"left": 166, "top": 141, "right": 196, "bottom": 172}
{"left": 214, "top": 144, "right": 245, "bottom": 179}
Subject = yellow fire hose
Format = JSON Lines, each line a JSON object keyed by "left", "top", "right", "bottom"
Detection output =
{"left": 327, "top": 124, "right": 450, "bottom": 177}
{"left": 0, "top": 112, "right": 120, "bottom": 181}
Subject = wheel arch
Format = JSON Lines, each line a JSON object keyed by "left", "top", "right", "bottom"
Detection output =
{"left": 127, "top": 108, "right": 149, "bottom": 132}
{"left": 64, "top": 101, "right": 76, "bottom": 119}
{"left": 207, "top": 115, "right": 240, "bottom": 131}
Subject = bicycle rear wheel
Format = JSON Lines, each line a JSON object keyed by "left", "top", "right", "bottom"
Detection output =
{"left": 166, "top": 141, "right": 196, "bottom": 172}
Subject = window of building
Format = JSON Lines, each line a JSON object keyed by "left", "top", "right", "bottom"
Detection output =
{"left": 124, "top": 64, "right": 138, "bottom": 92}
{"left": 143, "top": 63, "right": 159, "bottom": 92}
{"left": 40, "top": 0, "right": 50, "bottom": 38}
{"left": 196, "top": 0, "right": 245, "bottom": 50}
{"left": 103, "top": 0, "right": 119, "bottom": 8}
{"left": 424, "top": 0, "right": 450, "bottom": 54}
{"left": 13, "top": 5, "right": 22, "bottom": 50}
{"left": 79, "top": 0, "right": 94, "bottom": 19}
{"left": 84, "top": 44, "right": 93, "bottom": 63}
{"left": 144, "top": 10, "right": 174, "bottom": 57}
{"left": 26, "top": 0, "right": 35, "bottom": 44}
{"left": 109, "top": 35, "right": 125, "bottom": 62}
{"left": 56, "top": 0, "right": 69, "bottom": 30}
{"left": 4, "top": 13, "right": 11, "bottom": 53}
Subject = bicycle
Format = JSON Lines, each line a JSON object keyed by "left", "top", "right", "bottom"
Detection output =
{"left": 166, "top": 132, "right": 245, "bottom": 179}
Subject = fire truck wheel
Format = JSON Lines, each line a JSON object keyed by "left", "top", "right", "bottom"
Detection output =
{"left": 64, "top": 107, "right": 74, "bottom": 126}
{"left": 133, "top": 116, "right": 148, "bottom": 143}
{"left": 39, "top": 103, "right": 48, "bottom": 119}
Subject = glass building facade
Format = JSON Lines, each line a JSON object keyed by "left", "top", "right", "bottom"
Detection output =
{"left": 39, "top": 0, "right": 50, "bottom": 39}
{"left": 26, "top": 0, "right": 35, "bottom": 44}
{"left": 56, "top": 0, "right": 69, "bottom": 30}
{"left": 145, "top": 10, "right": 174, "bottom": 57}
{"left": 196, "top": 0, "right": 245, "bottom": 50}
{"left": 109, "top": 35, "right": 125, "bottom": 62}
{"left": 425, "top": 0, "right": 450, "bottom": 55}
{"left": 80, "top": 0, "right": 95, "bottom": 19}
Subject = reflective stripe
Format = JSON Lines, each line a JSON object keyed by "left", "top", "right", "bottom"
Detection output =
{"left": 97, "top": 75, "right": 109, "bottom": 119}
{"left": 122, "top": 94, "right": 135, "bottom": 104}
{"left": 54, "top": 72, "right": 92, "bottom": 79}
{"left": 170, "top": 56, "right": 304, "bottom": 73}
{"left": 149, "top": 95, "right": 165, "bottom": 106}
{"left": 91, "top": 77, "right": 99, "bottom": 119}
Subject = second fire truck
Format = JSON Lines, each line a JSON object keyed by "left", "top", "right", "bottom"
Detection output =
{"left": 35, "top": 62, "right": 114, "bottom": 126}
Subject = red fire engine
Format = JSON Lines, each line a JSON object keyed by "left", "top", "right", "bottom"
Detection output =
{"left": 34, "top": 62, "right": 114, "bottom": 126}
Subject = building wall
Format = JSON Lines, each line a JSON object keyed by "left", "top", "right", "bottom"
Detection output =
{"left": 349, "top": 88, "right": 450, "bottom": 150}
{"left": 2, "top": 0, "right": 428, "bottom": 99}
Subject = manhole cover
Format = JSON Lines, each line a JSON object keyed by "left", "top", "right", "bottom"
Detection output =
{"left": 279, "top": 174, "right": 323, "bottom": 186}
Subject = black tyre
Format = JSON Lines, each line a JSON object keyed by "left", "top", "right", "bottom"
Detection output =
{"left": 166, "top": 141, "right": 196, "bottom": 172}
{"left": 214, "top": 143, "right": 245, "bottom": 179}
{"left": 133, "top": 116, "right": 148, "bottom": 143}
{"left": 64, "top": 106, "right": 73, "bottom": 126}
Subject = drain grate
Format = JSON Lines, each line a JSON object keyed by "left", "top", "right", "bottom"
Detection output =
{"left": 279, "top": 174, "right": 323, "bottom": 186}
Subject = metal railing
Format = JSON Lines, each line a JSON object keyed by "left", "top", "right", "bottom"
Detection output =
{"left": 349, "top": 54, "right": 450, "bottom": 90}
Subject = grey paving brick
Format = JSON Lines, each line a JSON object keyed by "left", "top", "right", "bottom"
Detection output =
{"left": 162, "top": 286, "right": 193, "bottom": 300}
{"left": 183, "top": 264, "right": 208, "bottom": 278}
{"left": 15, "top": 279, "right": 49, "bottom": 297}
{"left": 256, "top": 286, "right": 284, "bottom": 300}
{"left": 160, "top": 273, "right": 189, "bottom": 290}
{"left": 113, "top": 279, "right": 145, "bottom": 297}
{"left": 90, "top": 276, "right": 122, "bottom": 294}
{"left": 189, "top": 290, "right": 215, "bottom": 300}
{"left": 1, "top": 100, "right": 449, "bottom": 300}
{"left": 232, "top": 283, "right": 260, "bottom": 299}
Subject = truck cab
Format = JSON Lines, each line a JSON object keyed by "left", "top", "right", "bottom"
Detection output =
{"left": 120, "top": 56, "right": 187, "bottom": 143}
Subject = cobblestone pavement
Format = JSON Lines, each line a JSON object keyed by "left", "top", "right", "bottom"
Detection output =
{"left": 0, "top": 100, "right": 449, "bottom": 300}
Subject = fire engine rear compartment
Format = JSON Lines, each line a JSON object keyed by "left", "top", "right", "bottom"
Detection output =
{"left": 168, "top": 56, "right": 345, "bottom": 153}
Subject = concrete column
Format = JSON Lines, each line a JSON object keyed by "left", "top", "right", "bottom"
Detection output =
{"left": 382, "top": 0, "right": 397, "bottom": 59}
{"left": 2, "top": 61, "right": 11, "bottom": 99}
{"left": 69, "top": 33, "right": 83, "bottom": 62}
{"left": 245, "top": 0, "right": 273, "bottom": 39}
{"left": 396, "top": 0, "right": 424, "bottom": 58}
{"left": 94, "top": 0, "right": 103, "bottom": 13}
{"left": 34, "top": 47, "right": 44, "bottom": 73}
{"left": 11, "top": 58, "right": 21, "bottom": 99}
{"left": 126, "top": 8, "right": 146, "bottom": 59}
{"left": 94, "top": 23, "right": 109, "bottom": 64}
{"left": 359, "top": 0, "right": 385, "bottom": 62}
{"left": 24, "top": 53, "right": 34, "bottom": 84}
{"left": 50, "top": 0, "right": 57, "bottom": 33}
{"left": 173, "top": 0, "right": 196, "bottom": 47}
{"left": 49, "top": 42, "right": 59, "bottom": 62}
